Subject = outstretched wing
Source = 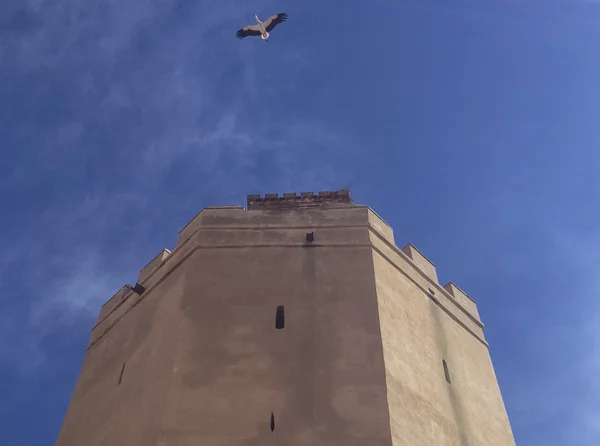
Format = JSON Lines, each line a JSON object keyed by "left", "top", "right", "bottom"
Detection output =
{"left": 236, "top": 25, "right": 261, "bottom": 39}
{"left": 263, "top": 13, "right": 288, "bottom": 32}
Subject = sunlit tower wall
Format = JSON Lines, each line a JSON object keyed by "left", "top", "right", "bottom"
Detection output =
{"left": 55, "top": 190, "right": 516, "bottom": 446}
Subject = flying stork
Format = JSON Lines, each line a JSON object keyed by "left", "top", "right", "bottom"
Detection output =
{"left": 235, "top": 13, "right": 288, "bottom": 42}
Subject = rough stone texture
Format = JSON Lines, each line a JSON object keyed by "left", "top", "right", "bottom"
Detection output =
{"left": 55, "top": 192, "right": 515, "bottom": 446}
{"left": 371, "top": 234, "right": 514, "bottom": 445}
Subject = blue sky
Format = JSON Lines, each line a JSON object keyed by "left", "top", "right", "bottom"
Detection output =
{"left": 1, "top": 0, "right": 599, "bottom": 444}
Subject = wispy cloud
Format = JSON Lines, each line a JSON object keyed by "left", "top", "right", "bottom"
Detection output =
{"left": 0, "top": 0, "right": 360, "bottom": 372}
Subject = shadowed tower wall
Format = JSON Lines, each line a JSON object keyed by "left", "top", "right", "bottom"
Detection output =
{"left": 55, "top": 191, "right": 516, "bottom": 446}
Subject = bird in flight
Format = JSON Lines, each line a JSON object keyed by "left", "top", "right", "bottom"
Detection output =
{"left": 236, "top": 13, "right": 288, "bottom": 42}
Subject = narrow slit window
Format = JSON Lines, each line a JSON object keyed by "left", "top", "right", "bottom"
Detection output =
{"left": 118, "top": 362, "right": 126, "bottom": 385}
{"left": 270, "top": 413, "right": 275, "bottom": 432}
{"left": 442, "top": 359, "right": 451, "bottom": 384}
{"left": 275, "top": 305, "right": 285, "bottom": 329}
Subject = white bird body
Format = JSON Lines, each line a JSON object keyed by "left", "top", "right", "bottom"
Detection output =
{"left": 254, "top": 14, "right": 270, "bottom": 40}
{"left": 236, "top": 13, "right": 288, "bottom": 42}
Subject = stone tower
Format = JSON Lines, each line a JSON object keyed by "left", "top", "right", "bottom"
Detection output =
{"left": 56, "top": 190, "right": 516, "bottom": 446}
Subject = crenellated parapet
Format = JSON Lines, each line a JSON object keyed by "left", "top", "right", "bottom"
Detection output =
{"left": 247, "top": 189, "right": 352, "bottom": 210}
{"left": 91, "top": 189, "right": 485, "bottom": 349}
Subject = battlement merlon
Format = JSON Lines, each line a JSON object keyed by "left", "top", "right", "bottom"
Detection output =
{"left": 401, "top": 244, "right": 438, "bottom": 283}
{"left": 138, "top": 249, "right": 171, "bottom": 284}
{"left": 247, "top": 189, "right": 352, "bottom": 210}
{"left": 443, "top": 282, "right": 481, "bottom": 321}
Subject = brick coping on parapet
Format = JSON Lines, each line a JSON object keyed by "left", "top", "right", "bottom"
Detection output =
{"left": 177, "top": 191, "right": 352, "bottom": 236}
{"left": 247, "top": 189, "right": 352, "bottom": 210}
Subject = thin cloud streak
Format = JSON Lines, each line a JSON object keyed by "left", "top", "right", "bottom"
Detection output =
{"left": 0, "top": 0, "right": 360, "bottom": 373}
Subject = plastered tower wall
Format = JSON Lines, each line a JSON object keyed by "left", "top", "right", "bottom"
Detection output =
{"left": 55, "top": 191, "right": 515, "bottom": 446}
{"left": 371, "top": 235, "right": 514, "bottom": 445}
